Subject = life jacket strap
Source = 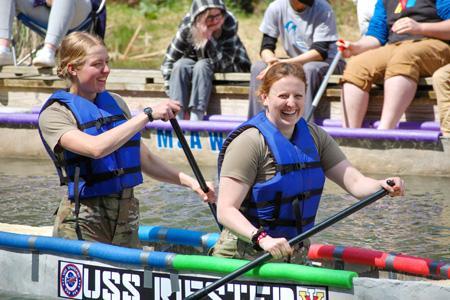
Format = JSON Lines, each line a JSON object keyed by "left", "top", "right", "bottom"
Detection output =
{"left": 256, "top": 215, "right": 315, "bottom": 228}
{"left": 73, "top": 166, "right": 84, "bottom": 241}
{"left": 249, "top": 188, "right": 323, "bottom": 209}
{"left": 79, "top": 114, "right": 125, "bottom": 130}
{"left": 69, "top": 166, "right": 141, "bottom": 185}
{"left": 292, "top": 197, "right": 303, "bottom": 233}
{"left": 275, "top": 161, "right": 322, "bottom": 175}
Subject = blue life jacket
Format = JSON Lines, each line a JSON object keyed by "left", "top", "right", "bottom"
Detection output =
{"left": 38, "top": 90, "right": 143, "bottom": 200}
{"left": 218, "top": 112, "right": 325, "bottom": 239}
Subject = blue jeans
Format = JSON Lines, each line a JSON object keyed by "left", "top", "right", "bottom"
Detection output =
{"left": 168, "top": 58, "right": 214, "bottom": 116}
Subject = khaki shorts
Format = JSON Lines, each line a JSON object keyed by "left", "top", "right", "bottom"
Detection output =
{"left": 342, "top": 39, "right": 450, "bottom": 91}
{"left": 53, "top": 189, "right": 140, "bottom": 248}
{"left": 211, "top": 228, "right": 310, "bottom": 264}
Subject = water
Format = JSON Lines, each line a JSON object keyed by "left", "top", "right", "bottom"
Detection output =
{"left": 0, "top": 158, "right": 449, "bottom": 298}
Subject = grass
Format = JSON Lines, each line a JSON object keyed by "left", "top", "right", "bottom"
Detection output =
{"left": 105, "top": 1, "right": 359, "bottom": 69}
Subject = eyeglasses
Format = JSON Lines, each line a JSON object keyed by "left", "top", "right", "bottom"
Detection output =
{"left": 205, "top": 12, "right": 224, "bottom": 23}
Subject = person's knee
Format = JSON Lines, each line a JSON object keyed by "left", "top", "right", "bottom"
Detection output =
{"left": 342, "top": 62, "right": 373, "bottom": 92}
{"left": 250, "top": 60, "right": 267, "bottom": 75}
{"left": 173, "top": 58, "right": 194, "bottom": 73}
{"left": 432, "top": 66, "right": 447, "bottom": 83}
{"left": 193, "top": 59, "right": 213, "bottom": 74}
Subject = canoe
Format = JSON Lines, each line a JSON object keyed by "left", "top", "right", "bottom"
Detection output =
{"left": 0, "top": 111, "right": 449, "bottom": 176}
{"left": 0, "top": 225, "right": 449, "bottom": 299}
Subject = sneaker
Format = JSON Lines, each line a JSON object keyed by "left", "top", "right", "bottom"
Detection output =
{"left": 0, "top": 50, "right": 14, "bottom": 66}
{"left": 33, "top": 47, "right": 55, "bottom": 67}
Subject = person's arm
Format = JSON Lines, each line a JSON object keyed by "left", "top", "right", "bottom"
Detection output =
{"left": 59, "top": 100, "right": 180, "bottom": 159}
{"left": 260, "top": 34, "right": 279, "bottom": 64}
{"left": 217, "top": 176, "right": 292, "bottom": 259}
{"left": 325, "top": 159, "right": 405, "bottom": 199}
{"left": 139, "top": 141, "right": 216, "bottom": 203}
{"left": 336, "top": 36, "right": 381, "bottom": 58}
{"left": 282, "top": 49, "right": 324, "bottom": 64}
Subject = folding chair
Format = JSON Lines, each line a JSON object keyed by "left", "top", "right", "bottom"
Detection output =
{"left": 12, "top": 0, "right": 106, "bottom": 66}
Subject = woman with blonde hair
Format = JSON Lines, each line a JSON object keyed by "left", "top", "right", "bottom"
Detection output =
{"left": 38, "top": 31, "right": 215, "bottom": 248}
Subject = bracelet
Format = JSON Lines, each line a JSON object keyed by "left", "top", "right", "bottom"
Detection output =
{"left": 251, "top": 228, "right": 267, "bottom": 251}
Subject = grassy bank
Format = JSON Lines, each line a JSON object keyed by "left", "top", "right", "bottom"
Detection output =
{"left": 105, "top": 1, "right": 358, "bottom": 69}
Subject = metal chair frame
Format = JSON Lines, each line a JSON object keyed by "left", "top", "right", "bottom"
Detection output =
{"left": 11, "top": 0, "right": 106, "bottom": 66}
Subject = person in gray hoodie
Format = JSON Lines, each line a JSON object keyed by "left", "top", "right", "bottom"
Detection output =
{"left": 161, "top": 0, "right": 251, "bottom": 120}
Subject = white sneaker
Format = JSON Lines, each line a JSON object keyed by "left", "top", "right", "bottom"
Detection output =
{"left": 0, "top": 50, "right": 14, "bottom": 66}
{"left": 33, "top": 47, "right": 55, "bottom": 67}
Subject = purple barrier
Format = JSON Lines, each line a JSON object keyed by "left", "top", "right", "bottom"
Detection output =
{"left": 145, "top": 119, "right": 241, "bottom": 133}
{"left": 0, "top": 113, "right": 441, "bottom": 142}
{"left": 0, "top": 113, "right": 38, "bottom": 126}
{"left": 323, "top": 127, "right": 441, "bottom": 142}
{"left": 322, "top": 118, "right": 440, "bottom": 132}
{"left": 31, "top": 106, "right": 43, "bottom": 114}
{"left": 373, "top": 120, "right": 440, "bottom": 131}
{"left": 208, "top": 114, "right": 247, "bottom": 123}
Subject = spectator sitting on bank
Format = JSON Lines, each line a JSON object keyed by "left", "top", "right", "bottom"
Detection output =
{"left": 161, "top": 0, "right": 251, "bottom": 121}
{"left": 0, "top": 0, "right": 102, "bottom": 68}
{"left": 353, "top": 0, "right": 378, "bottom": 35}
{"left": 338, "top": 0, "right": 450, "bottom": 129}
{"left": 432, "top": 64, "right": 450, "bottom": 137}
{"left": 247, "top": 0, "right": 346, "bottom": 120}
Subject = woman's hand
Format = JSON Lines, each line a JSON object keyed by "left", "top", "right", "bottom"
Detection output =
{"left": 380, "top": 177, "right": 405, "bottom": 197}
{"left": 258, "top": 235, "right": 293, "bottom": 259}
{"left": 191, "top": 180, "right": 217, "bottom": 203}
{"left": 256, "top": 58, "right": 281, "bottom": 80}
{"left": 151, "top": 100, "right": 180, "bottom": 121}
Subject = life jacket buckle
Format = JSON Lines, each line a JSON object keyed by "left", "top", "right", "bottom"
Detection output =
{"left": 113, "top": 168, "right": 124, "bottom": 176}
{"left": 95, "top": 118, "right": 106, "bottom": 129}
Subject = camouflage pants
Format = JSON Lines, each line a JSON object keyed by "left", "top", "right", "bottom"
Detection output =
{"left": 53, "top": 193, "right": 140, "bottom": 248}
{"left": 211, "top": 228, "right": 310, "bottom": 264}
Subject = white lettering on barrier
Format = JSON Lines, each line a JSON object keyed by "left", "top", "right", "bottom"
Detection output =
{"left": 156, "top": 129, "right": 224, "bottom": 152}
{"left": 58, "top": 260, "right": 328, "bottom": 299}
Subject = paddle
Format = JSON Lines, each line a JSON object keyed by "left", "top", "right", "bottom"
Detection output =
{"left": 305, "top": 50, "right": 342, "bottom": 122}
{"left": 185, "top": 180, "right": 394, "bottom": 300}
{"left": 169, "top": 118, "right": 222, "bottom": 231}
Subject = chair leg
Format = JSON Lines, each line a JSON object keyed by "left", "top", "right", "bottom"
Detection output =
{"left": 11, "top": 45, "right": 17, "bottom": 66}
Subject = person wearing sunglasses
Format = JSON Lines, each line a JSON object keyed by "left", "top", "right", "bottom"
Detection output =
{"left": 161, "top": 0, "right": 251, "bottom": 121}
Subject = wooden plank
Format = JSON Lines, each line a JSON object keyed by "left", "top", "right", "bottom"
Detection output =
{"left": 0, "top": 66, "right": 56, "bottom": 76}
{"left": 213, "top": 72, "right": 250, "bottom": 81}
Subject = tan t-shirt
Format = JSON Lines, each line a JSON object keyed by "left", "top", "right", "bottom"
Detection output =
{"left": 39, "top": 92, "right": 131, "bottom": 154}
{"left": 220, "top": 124, "right": 346, "bottom": 186}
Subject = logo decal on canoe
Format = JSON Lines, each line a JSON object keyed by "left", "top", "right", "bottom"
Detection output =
{"left": 59, "top": 262, "right": 83, "bottom": 299}
{"left": 298, "top": 287, "right": 326, "bottom": 300}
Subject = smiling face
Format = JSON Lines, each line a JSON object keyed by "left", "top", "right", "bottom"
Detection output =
{"left": 69, "top": 45, "right": 110, "bottom": 101}
{"left": 261, "top": 75, "right": 306, "bottom": 138}
{"left": 205, "top": 8, "right": 224, "bottom": 30}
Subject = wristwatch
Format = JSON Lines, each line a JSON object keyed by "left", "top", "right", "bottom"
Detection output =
{"left": 143, "top": 107, "right": 153, "bottom": 122}
{"left": 251, "top": 227, "right": 266, "bottom": 251}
